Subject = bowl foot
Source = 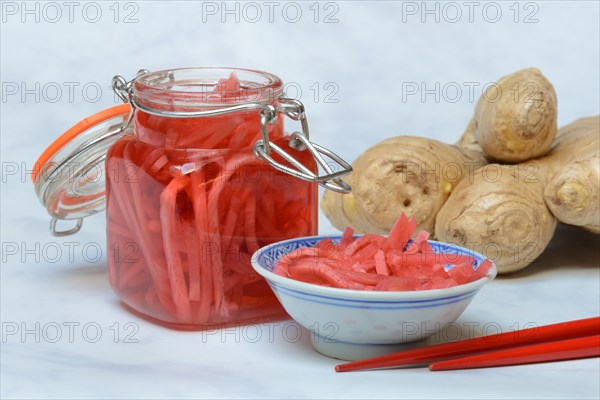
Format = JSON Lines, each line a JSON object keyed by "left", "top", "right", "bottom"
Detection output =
{"left": 310, "top": 334, "right": 427, "bottom": 361}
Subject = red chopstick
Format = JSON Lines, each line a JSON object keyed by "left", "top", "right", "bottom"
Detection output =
{"left": 429, "top": 334, "right": 600, "bottom": 371}
{"left": 335, "top": 316, "right": 600, "bottom": 372}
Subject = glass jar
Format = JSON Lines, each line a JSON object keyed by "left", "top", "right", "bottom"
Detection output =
{"left": 33, "top": 67, "right": 352, "bottom": 330}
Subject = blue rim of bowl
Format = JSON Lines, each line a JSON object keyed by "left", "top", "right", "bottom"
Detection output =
{"left": 251, "top": 235, "right": 497, "bottom": 301}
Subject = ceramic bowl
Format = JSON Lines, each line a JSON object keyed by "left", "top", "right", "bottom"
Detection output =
{"left": 251, "top": 235, "right": 497, "bottom": 361}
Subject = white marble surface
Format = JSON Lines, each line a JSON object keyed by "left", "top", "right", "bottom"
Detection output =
{"left": 1, "top": 1, "right": 599, "bottom": 399}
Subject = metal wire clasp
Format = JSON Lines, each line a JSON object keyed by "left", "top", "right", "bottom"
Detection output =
{"left": 112, "top": 71, "right": 352, "bottom": 193}
{"left": 254, "top": 98, "right": 352, "bottom": 193}
{"left": 112, "top": 69, "right": 148, "bottom": 103}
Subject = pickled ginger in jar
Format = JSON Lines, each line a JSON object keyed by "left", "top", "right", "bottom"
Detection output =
{"left": 32, "top": 67, "right": 352, "bottom": 329}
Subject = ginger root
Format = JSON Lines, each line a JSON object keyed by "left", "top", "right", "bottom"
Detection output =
{"left": 435, "top": 163, "right": 557, "bottom": 273}
{"left": 320, "top": 67, "right": 595, "bottom": 275}
{"left": 321, "top": 68, "right": 556, "bottom": 236}
{"left": 472, "top": 68, "right": 557, "bottom": 163}
{"left": 321, "top": 136, "right": 486, "bottom": 234}
{"left": 435, "top": 116, "right": 599, "bottom": 273}
{"left": 543, "top": 116, "right": 600, "bottom": 233}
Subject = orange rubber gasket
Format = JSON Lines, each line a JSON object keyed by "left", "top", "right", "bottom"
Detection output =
{"left": 32, "top": 104, "right": 131, "bottom": 183}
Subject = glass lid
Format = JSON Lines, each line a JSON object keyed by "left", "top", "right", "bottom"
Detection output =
{"left": 32, "top": 104, "right": 133, "bottom": 236}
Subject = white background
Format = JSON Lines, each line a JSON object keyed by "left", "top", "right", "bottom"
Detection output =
{"left": 1, "top": 1, "right": 599, "bottom": 399}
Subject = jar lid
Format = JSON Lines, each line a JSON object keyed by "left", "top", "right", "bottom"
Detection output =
{"left": 32, "top": 104, "right": 133, "bottom": 236}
